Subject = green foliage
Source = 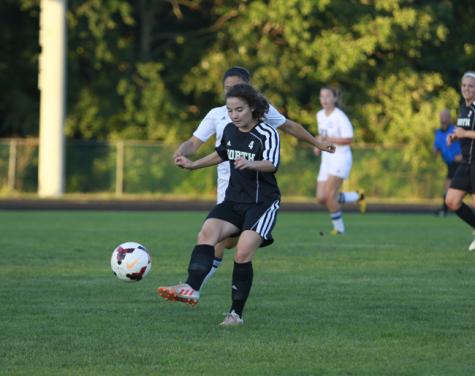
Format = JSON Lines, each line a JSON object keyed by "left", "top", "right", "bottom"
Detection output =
{"left": 1, "top": 0, "right": 475, "bottom": 190}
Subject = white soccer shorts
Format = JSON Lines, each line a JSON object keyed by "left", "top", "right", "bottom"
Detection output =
{"left": 317, "top": 152, "right": 352, "bottom": 181}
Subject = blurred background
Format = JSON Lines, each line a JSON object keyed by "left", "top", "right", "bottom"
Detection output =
{"left": 1, "top": 0, "right": 474, "bottom": 202}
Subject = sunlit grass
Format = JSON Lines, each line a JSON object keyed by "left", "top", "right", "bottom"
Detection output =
{"left": 0, "top": 211, "right": 474, "bottom": 375}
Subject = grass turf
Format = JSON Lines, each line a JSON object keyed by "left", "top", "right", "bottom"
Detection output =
{"left": 0, "top": 211, "right": 474, "bottom": 375}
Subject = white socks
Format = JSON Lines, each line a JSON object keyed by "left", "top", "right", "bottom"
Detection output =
{"left": 200, "top": 257, "right": 222, "bottom": 289}
{"left": 331, "top": 211, "right": 345, "bottom": 233}
{"left": 338, "top": 192, "right": 359, "bottom": 204}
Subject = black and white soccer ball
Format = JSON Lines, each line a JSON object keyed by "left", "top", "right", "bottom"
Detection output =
{"left": 111, "top": 242, "right": 151, "bottom": 282}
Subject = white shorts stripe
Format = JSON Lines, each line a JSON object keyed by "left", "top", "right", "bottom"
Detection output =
{"left": 252, "top": 200, "right": 280, "bottom": 239}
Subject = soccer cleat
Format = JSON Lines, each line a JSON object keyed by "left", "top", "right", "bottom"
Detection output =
{"left": 330, "top": 228, "right": 344, "bottom": 235}
{"left": 157, "top": 283, "right": 200, "bottom": 306}
{"left": 219, "top": 310, "right": 244, "bottom": 326}
{"left": 469, "top": 230, "right": 475, "bottom": 251}
{"left": 358, "top": 190, "right": 367, "bottom": 213}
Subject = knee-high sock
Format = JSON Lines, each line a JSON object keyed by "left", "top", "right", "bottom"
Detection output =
{"left": 331, "top": 211, "right": 345, "bottom": 232}
{"left": 230, "top": 261, "right": 253, "bottom": 317}
{"left": 185, "top": 244, "right": 215, "bottom": 290}
{"left": 455, "top": 203, "right": 475, "bottom": 228}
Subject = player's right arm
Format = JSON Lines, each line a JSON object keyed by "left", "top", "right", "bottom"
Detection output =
{"left": 173, "top": 108, "right": 220, "bottom": 158}
{"left": 173, "top": 136, "right": 204, "bottom": 158}
{"left": 175, "top": 152, "right": 223, "bottom": 170}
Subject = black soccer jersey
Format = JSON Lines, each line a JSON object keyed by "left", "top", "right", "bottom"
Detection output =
{"left": 456, "top": 102, "right": 475, "bottom": 163}
{"left": 215, "top": 121, "right": 281, "bottom": 204}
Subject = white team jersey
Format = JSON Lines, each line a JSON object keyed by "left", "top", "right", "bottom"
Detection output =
{"left": 193, "top": 104, "right": 286, "bottom": 177}
{"left": 316, "top": 107, "right": 353, "bottom": 155}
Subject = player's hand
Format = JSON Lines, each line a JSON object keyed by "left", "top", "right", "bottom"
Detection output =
{"left": 324, "top": 143, "right": 336, "bottom": 153}
{"left": 318, "top": 141, "right": 336, "bottom": 153}
{"left": 234, "top": 158, "right": 252, "bottom": 170}
{"left": 175, "top": 155, "right": 192, "bottom": 169}
{"left": 313, "top": 147, "right": 321, "bottom": 157}
{"left": 454, "top": 127, "right": 466, "bottom": 139}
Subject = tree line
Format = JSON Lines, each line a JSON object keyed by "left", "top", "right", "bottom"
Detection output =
{"left": 1, "top": 0, "right": 474, "bottom": 173}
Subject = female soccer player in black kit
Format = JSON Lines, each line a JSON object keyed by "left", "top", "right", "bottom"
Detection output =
{"left": 158, "top": 84, "right": 281, "bottom": 325}
{"left": 445, "top": 71, "right": 475, "bottom": 251}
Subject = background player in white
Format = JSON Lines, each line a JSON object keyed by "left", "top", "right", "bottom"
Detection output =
{"left": 159, "top": 84, "right": 282, "bottom": 325}
{"left": 173, "top": 67, "right": 335, "bottom": 283}
{"left": 314, "top": 86, "right": 365, "bottom": 235}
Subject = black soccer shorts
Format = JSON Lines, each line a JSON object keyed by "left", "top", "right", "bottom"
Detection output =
{"left": 206, "top": 200, "right": 280, "bottom": 247}
{"left": 447, "top": 161, "right": 461, "bottom": 180}
{"left": 450, "top": 162, "right": 475, "bottom": 193}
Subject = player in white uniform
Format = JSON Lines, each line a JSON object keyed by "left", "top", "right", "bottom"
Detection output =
{"left": 174, "top": 67, "right": 335, "bottom": 286}
{"left": 314, "top": 86, "right": 365, "bottom": 235}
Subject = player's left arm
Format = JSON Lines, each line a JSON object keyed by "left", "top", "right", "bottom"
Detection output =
{"left": 453, "top": 127, "right": 475, "bottom": 140}
{"left": 280, "top": 119, "right": 335, "bottom": 153}
{"left": 234, "top": 159, "right": 276, "bottom": 172}
{"left": 320, "top": 136, "right": 353, "bottom": 145}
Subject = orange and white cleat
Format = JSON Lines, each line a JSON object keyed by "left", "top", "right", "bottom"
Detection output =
{"left": 157, "top": 283, "right": 200, "bottom": 307}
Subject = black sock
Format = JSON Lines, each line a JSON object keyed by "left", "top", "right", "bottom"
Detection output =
{"left": 230, "top": 261, "right": 253, "bottom": 317}
{"left": 455, "top": 203, "right": 475, "bottom": 228}
{"left": 185, "top": 244, "right": 215, "bottom": 290}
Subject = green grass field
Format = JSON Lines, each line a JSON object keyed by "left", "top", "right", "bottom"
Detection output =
{"left": 1, "top": 210, "right": 474, "bottom": 375}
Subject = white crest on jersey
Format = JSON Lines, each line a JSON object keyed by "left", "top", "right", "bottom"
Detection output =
{"left": 227, "top": 140, "right": 231, "bottom": 146}
{"left": 248, "top": 141, "right": 254, "bottom": 150}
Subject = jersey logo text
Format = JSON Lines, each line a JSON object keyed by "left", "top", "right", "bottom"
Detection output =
{"left": 227, "top": 149, "right": 256, "bottom": 161}
{"left": 458, "top": 118, "right": 471, "bottom": 127}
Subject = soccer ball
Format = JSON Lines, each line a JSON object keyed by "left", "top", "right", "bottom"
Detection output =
{"left": 111, "top": 242, "right": 152, "bottom": 282}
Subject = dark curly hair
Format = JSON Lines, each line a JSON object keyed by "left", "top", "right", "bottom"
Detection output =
{"left": 225, "top": 84, "right": 269, "bottom": 120}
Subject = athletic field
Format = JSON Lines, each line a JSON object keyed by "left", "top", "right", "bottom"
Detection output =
{"left": 1, "top": 211, "right": 473, "bottom": 375}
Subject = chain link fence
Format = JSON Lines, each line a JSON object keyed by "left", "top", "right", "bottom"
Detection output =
{"left": 0, "top": 138, "right": 444, "bottom": 201}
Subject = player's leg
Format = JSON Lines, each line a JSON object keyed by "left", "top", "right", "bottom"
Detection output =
{"left": 203, "top": 171, "right": 232, "bottom": 281}
{"left": 446, "top": 162, "right": 475, "bottom": 229}
{"left": 437, "top": 163, "right": 452, "bottom": 216}
{"left": 469, "top": 193, "right": 475, "bottom": 251}
{"left": 333, "top": 153, "right": 365, "bottom": 212}
{"left": 220, "top": 201, "right": 279, "bottom": 326}
{"left": 338, "top": 189, "right": 366, "bottom": 213}
{"left": 317, "top": 178, "right": 344, "bottom": 234}
{"left": 219, "top": 230, "right": 262, "bottom": 326}
{"left": 158, "top": 217, "right": 238, "bottom": 305}
{"left": 317, "top": 163, "right": 342, "bottom": 233}
{"left": 201, "top": 236, "right": 238, "bottom": 288}
{"left": 445, "top": 188, "right": 467, "bottom": 212}
{"left": 324, "top": 175, "right": 345, "bottom": 234}
{"left": 444, "top": 162, "right": 475, "bottom": 250}
{"left": 439, "top": 176, "right": 451, "bottom": 216}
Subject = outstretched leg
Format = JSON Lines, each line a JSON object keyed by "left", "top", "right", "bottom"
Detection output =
{"left": 158, "top": 218, "right": 239, "bottom": 305}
